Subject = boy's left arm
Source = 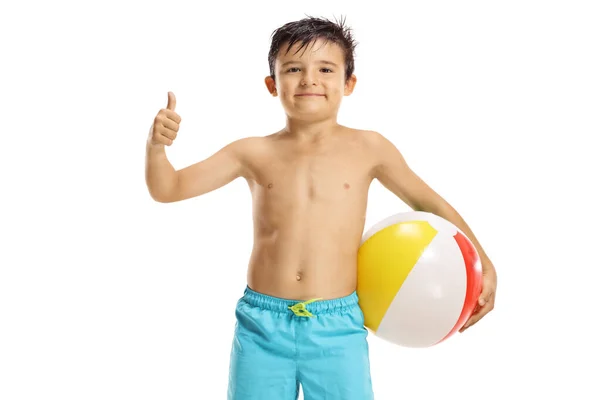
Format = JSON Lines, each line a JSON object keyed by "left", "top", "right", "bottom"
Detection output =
{"left": 369, "top": 131, "right": 497, "bottom": 332}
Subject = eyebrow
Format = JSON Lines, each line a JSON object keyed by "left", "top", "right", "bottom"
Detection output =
{"left": 281, "top": 60, "right": 339, "bottom": 67}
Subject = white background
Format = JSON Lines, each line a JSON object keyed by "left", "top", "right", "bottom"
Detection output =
{"left": 2, "top": 0, "right": 599, "bottom": 399}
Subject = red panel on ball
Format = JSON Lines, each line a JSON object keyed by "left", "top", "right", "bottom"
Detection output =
{"left": 436, "top": 231, "right": 483, "bottom": 344}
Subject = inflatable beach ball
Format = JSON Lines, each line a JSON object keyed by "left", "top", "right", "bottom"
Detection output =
{"left": 357, "top": 211, "right": 482, "bottom": 348}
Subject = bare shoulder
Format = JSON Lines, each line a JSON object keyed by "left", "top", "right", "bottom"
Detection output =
{"left": 227, "top": 134, "right": 281, "bottom": 178}
{"left": 342, "top": 128, "right": 398, "bottom": 159}
{"left": 224, "top": 135, "right": 273, "bottom": 161}
{"left": 225, "top": 135, "right": 268, "bottom": 154}
{"left": 354, "top": 129, "right": 393, "bottom": 149}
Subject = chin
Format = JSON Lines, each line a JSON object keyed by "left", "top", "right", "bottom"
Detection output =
{"left": 289, "top": 109, "right": 331, "bottom": 122}
{"left": 288, "top": 104, "right": 331, "bottom": 115}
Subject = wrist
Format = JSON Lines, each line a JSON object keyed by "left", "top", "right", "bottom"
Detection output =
{"left": 146, "top": 138, "right": 165, "bottom": 151}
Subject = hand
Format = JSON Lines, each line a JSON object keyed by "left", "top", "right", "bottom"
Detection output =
{"left": 149, "top": 92, "right": 181, "bottom": 147}
{"left": 460, "top": 263, "right": 497, "bottom": 332}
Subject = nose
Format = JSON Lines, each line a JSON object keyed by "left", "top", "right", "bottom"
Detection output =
{"left": 301, "top": 70, "right": 317, "bottom": 86}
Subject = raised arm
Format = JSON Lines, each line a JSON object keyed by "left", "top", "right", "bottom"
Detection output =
{"left": 172, "top": 139, "right": 248, "bottom": 202}
{"left": 145, "top": 92, "right": 249, "bottom": 203}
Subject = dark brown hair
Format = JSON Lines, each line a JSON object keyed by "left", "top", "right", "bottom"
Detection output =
{"left": 268, "top": 15, "right": 358, "bottom": 82}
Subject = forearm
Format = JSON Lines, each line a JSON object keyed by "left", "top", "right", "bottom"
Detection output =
{"left": 145, "top": 140, "right": 178, "bottom": 202}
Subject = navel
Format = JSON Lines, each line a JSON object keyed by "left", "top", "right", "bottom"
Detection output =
{"left": 267, "top": 183, "right": 273, "bottom": 189}
{"left": 344, "top": 182, "right": 350, "bottom": 189}
{"left": 296, "top": 271, "right": 303, "bottom": 281}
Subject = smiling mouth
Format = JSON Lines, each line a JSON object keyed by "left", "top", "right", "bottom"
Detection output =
{"left": 295, "top": 94, "right": 325, "bottom": 97}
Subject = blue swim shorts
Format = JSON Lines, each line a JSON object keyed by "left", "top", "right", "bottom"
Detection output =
{"left": 227, "top": 286, "right": 374, "bottom": 400}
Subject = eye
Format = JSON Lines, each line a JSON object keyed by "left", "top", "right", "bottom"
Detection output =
{"left": 321, "top": 68, "right": 333, "bottom": 73}
{"left": 286, "top": 67, "right": 300, "bottom": 73}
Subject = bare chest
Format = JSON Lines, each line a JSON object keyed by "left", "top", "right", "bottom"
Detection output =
{"left": 249, "top": 150, "right": 372, "bottom": 205}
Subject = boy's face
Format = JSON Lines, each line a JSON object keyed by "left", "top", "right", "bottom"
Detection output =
{"left": 265, "top": 38, "right": 356, "bottom": 122}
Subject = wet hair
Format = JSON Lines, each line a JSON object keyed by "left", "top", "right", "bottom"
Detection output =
{"left": 268, "top": 15, "right": 358, "bottom": 82}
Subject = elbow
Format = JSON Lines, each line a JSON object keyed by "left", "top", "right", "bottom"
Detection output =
{"left": 151, "top": 194, "right": 173, "bottom": 203}
{"left": 147, "top": 189, "right": 171, "bottom": 203}
{"left": 147, "top": 185, "right": 178, "bottom": 204}
{"left": 149, "top": 187, "right": 181, "bottom": 203}
{"left": 146, "top": 173, "right": 180, "bottom": 203}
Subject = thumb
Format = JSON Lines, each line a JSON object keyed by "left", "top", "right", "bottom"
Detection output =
{"left": 167, "top": 91, "right": 176, "bottom": 111}
{"left": 479, "top": 288, "right": 492, "bottom": 306}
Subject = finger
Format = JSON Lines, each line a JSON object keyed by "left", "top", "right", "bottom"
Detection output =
{"left": 461, "top": 302, "right": 488, "bottom": 331}
{"left": 158, "top": 127, "right": 177, "bottom": 141}
{"left": 479, "top": 288, "right": 495, "bottom": 306}
{"left": 167, "top": 91, "right": 176, "bottom": 111}
{"left": 163, "top": 109, "right": 182, "bottom": 124}
{"left": 159, "top": 116, "right": 179, "bottom": 132}
{"left": 460, "top": 315, "right": 479, "bottom": 332}
{"left": 459, "top": 312, "right": 477, "bottom": 332}
{"left": 155, "top": 133, "right": 174, "bottom": 146}
{"left": 460, "top": 301, "right": 493, "bottom": 332}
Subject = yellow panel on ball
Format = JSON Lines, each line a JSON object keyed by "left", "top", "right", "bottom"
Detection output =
{"left": 357, "top": 220, "right": 438, "bottom": 331}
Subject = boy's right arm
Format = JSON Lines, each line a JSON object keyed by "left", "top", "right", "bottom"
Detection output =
{"left": 145, "top": 92, "right": 248, "bottom": 203}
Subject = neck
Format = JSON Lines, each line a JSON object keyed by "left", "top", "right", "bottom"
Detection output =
{"left": 283, "top": 115, "right": 340, "bottom": 141}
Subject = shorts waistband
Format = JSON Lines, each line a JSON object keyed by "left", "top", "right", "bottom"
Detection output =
{"left": 242, "top": 286, "right": 358, "bottom": 315}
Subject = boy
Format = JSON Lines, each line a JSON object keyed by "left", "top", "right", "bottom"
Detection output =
{"left": 145, "top": 16, "right": 497, "bottom": 400}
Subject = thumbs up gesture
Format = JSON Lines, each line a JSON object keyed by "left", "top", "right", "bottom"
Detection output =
{"left": 149, "top": 92, "right": 181, "bottom": 147}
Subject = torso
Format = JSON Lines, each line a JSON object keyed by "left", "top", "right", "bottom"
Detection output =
{"left": 241, "top": 127, "right": 379, "bottom": 300}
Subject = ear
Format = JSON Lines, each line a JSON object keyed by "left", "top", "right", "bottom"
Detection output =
{"left": 344, "top": 74, "right": 357, "bottom": 96}
{"left": 264, "top": 76, "right": 278, "bottom": 97}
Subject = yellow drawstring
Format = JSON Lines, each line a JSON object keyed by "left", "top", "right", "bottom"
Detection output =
{"left": 288, "top": 298, "right": 322, "bottom": 317}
